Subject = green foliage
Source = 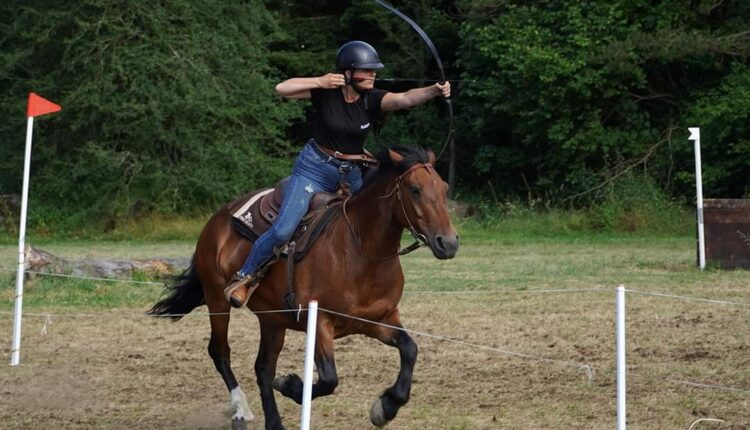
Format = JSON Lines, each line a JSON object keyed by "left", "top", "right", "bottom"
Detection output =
{"left": 1, "top": 0, "right": 747, "bottom": 234}
{"left": 590, "top": 174, "right": 692, "bottom": 234}
{"left": 0, "top": 0, "right": 301, "bottom": 226}
{"left": 457, "top": 0, "right": 750, "bottom": 202}
{"left": 457, "top": 174, "right": 691, "bottom": 235}
{"left": 682, "top": 63, "right": 750, "bottom": 198}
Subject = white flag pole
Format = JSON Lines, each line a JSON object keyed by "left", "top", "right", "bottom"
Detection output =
{"left": 688, "top": 127, "right": 705, "bottom": 270}
{"left": 11, "top": 116, "right": 34, "bottom": 366}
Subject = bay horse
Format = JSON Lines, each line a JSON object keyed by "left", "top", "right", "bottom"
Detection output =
{"left": 149, "top": 146, "right": 459, "bottom": 429}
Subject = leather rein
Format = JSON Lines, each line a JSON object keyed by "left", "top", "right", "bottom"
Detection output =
{"left": 342, "top": 162, "right": 434, "bottom": 261}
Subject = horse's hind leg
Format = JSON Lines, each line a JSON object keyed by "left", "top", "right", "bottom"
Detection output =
{"left": 207, "top": 304, "right": 254, "bottom": 422}
{"left": 366, "top": 310, "right": 418, "bottom": 427}
{"left": 255, "top": 320, "right": 287, "bottom": 430}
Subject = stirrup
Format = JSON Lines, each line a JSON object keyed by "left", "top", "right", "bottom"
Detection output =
{"left": 224, "top": 274, "right": 258, "bottom": 308}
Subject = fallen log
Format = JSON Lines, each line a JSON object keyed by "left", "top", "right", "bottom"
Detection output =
{"left": 23, "top": 245, "right": 190, "bottom": 281}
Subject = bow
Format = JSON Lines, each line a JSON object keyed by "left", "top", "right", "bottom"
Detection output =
{"left": 373, "top": 0, "right": 454, "bottom": 160}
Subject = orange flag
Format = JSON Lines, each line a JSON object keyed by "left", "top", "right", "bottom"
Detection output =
{"left": 26, "top": 92, "right": 61, "bottom": 118}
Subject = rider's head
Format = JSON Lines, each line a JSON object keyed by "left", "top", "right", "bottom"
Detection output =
{"left": 336, "top": 41, "right": 384, "bottom": 91}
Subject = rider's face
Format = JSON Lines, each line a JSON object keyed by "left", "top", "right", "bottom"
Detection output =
{"left": 350, "top": 69, "right": 376, "bottom": 89}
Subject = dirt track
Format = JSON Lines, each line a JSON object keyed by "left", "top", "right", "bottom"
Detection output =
{"left": 2, "top": 291, "right": 749, "bottom": 429}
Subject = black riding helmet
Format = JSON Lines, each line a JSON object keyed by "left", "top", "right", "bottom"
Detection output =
{"left": 335, "top": 41, "right": 385, "bottom": 71}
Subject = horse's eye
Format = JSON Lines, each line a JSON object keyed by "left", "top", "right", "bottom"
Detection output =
{"left": 409, "top": 186, "right": 421, "bottom": 197}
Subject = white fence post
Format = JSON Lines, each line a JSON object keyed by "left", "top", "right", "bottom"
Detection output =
{"left": 300, "top": 300, "right": 318, "bottom": 430}
{"left": 616, "top": 285, "right": 627, "bottom": 430}
{"left": 688, "top": 127, "right": 705, "bottom": 270}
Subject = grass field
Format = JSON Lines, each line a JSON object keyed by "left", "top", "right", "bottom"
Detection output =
{"left": 1, "top": 220, "right": 749, "bottom": 429}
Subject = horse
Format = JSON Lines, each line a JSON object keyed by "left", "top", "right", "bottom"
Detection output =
{"left": 148, "top": 145, "right": 459, "bottom": 430}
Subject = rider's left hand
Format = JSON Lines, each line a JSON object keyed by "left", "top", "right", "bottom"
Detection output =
{"left": 434, "top": 81, "right": 451, "bottom": 98}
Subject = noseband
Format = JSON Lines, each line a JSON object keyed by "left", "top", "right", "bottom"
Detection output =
{"left": 343, "top": 162, "right": 435, "bottom": 260}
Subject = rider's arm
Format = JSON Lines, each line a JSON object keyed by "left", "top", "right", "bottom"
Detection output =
{"left": 380, "top": 82, "right": 451, "bottom": 111}
{"left": 275, "top": 74, "right": 345, "bottom": 99}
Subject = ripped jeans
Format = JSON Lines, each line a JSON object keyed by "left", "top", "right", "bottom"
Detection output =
{"left": 237, "top": 140, "right": 363, "bottom": 277}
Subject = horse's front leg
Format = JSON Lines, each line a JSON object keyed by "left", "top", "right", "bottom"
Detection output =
{"left": 366, "top": 310, "right": 418, "bottom": 427}
{"left": 255, "top": 320, "right": 287, "bottom": 430}
{"left": 273, "top": 318, "right": 338, "bottom": 404}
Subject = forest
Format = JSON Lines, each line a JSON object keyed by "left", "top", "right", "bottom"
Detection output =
{"left": 1, "top": 0, "right": 748, "bottom": 226}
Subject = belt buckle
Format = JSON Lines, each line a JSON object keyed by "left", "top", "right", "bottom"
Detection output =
{"left": 338, "top": 161, "right": 352, "bottom": 174}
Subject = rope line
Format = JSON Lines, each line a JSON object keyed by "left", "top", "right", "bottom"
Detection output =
{"left": 318, "top": 306, "right": 594, "bottom": 381}
{"left": 0, "top": 308, "right": 300, "bottom": 319}
{"left": 3, "top": 265, "right": 749, "bottom": 305}
{"left": 0, "top": 267, "right": 163, "bottom": 285}
{"left": 667, "top": 378, "right": 750, "bottom": 395}
{"left": 0, "top": 307, "right": 593, "bottom": 381}
{"left": 625, "top": 289, "right": 750, "bottom": 307}
{"left": 404, "top": 288, "right": 608, "bottom": 295}
{"left": 689, "top": 418, "right": 726, "bottom": 430}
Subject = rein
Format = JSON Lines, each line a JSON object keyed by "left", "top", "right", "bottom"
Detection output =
{"left": 342, "top": 163, "right": 434, "bottom": 261}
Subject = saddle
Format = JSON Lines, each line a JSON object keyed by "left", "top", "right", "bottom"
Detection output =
{"left": 230, "top": 177, "right": 347, "bottom": 261}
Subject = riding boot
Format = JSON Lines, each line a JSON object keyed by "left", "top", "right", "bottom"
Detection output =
{"left": 224, "top": 273, "right": 259, "bottom": 308}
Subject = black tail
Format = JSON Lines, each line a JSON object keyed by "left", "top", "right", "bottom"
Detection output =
{"left": 148, "top": 259, "right": 205, "bottom": 321}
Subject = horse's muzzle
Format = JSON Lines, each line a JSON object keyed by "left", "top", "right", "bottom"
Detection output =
{"left": 429, "top": 233, "right": 459, "bottom": 259}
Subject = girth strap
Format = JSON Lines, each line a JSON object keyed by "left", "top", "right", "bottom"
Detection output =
{"left": 283, "top": 241, "right": 297, "bottom": 311}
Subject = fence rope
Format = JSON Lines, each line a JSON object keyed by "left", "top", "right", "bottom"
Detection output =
{"left": 404, "top": 288, "right": 609, "bottom": 295}
{"left": 3, "top": 265, "right": 749, "bottom": 306}
{"left": 688, "top": 418, "right": 726, "bottom": 429}
{"left": 0, "top": 307, "right": 594, "bottom": 382}
{"left": 625, "top": 288, "right": 750, "bottom": 307}
{"left": 0, "top": 308, "right": 300, "bottom": 319}
{"left": 318, "top": 306, "right": 594, "bottom": 382}
{"left": 0, "top": 267, "right": 163, "bottom": 285}
{"left": 667, "top": 378, "right": 750, "bottom": 395}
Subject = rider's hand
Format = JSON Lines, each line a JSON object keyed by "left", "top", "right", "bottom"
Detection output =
{"left": 434, "top": 81, "right": 451, "bottom": 98}
{"left": 318, "top": 73, "right": 346, "bottom": 89}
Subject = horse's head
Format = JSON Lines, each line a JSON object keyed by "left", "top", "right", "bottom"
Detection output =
{"left": 385, "top": 147, "right": 459, "bottom": 259}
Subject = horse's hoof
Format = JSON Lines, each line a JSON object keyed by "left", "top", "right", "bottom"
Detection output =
{"left": 370, "top": 398, "right": 387, "bottom": 427}
{"left": 231, "top": 418, "right": 248, "bottom": 430}
{"left": 272, "top": 374, "right": 291, "bottom": 392}
{"left": 273, "top": 374, "right": 303, "bottom": 404}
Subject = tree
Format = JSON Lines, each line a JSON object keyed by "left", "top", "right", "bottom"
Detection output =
{"left": 0, "top": 0, "right": 301, "bottom": 223}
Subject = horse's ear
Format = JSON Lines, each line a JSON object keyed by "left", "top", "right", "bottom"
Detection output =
{"left": 388, "top": 149, "right": 404, "bottom": 164}
{"left": 426, "top": 149, "right": 436, "bottom": 165}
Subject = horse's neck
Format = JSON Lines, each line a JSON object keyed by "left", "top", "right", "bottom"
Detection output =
{"left": 345, "top": 177, "right": 403, "bottom": 254}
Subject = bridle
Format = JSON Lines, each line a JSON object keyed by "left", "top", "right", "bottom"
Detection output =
{"left": 342, "top": 162, "right": 435, "bottom": 261}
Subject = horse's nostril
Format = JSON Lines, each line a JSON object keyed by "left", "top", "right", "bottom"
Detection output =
{"left": 435, "top": 235, "right": 447, "bottom": 251}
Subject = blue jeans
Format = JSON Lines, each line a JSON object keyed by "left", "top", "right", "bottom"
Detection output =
{"left": 238, "top": 140, "right": 363, "bottom": 277}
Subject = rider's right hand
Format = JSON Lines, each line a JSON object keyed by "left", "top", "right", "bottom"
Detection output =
{"left": 318, "top": 73, "right": 346, "bottom": 89}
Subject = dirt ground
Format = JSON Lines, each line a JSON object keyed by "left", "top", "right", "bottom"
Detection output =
{"left": 1, "top": 291, "right": 749, "bottom": 429}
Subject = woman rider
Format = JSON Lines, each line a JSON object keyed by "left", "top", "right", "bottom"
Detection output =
{"left": 225, "top": 40, "right": 450, "bottom": 307}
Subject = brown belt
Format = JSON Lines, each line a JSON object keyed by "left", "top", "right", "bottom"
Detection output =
{"left": 315, "top": 143, "right": 379, "bottom": 165}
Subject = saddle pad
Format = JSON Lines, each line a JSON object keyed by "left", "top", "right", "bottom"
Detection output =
{"left": 232, "top": 188, "right": 273, "bottom": 233}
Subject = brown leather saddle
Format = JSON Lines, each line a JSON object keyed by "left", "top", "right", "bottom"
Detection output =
{"left": 229, "top": 178, "right": 348, "bottom": 311}
{"left": 230, "top": 177, "right": 346, "bottom": 259}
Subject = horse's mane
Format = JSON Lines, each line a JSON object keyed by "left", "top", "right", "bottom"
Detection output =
{"left": 360, "top": 145, "right": 430, "bottom": 190}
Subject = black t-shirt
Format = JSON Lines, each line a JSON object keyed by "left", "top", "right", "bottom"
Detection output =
{"left": 310, "top": 88, "right": 387, "bottom": 154}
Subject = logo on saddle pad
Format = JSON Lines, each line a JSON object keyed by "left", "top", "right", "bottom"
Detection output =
{"left": 360, "top": 122, "right": 370, "bottom": 130}
{"left": 233, "top": 188, "right": 273, "bottom": 230}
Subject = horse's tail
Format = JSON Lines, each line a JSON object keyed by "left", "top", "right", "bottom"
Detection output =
{"left": 148, "top": 258, "right": 205, "bottom": 321}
